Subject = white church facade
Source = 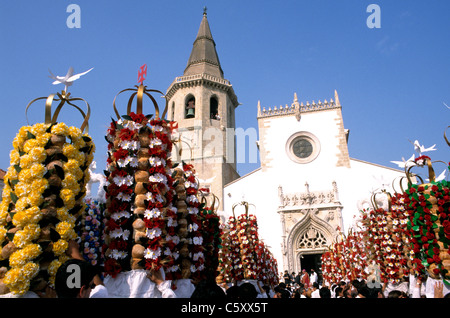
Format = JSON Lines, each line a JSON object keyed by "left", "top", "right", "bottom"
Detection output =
{"left": 166, "top": 11, "right": 405, "bottom": 275}
{"left": 223, "top": 92, "right": 404, "bottom": 274}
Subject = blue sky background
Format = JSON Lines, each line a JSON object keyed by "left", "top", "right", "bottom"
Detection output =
{"left": 0, "top": 0, "right": 449, "bottom": 180}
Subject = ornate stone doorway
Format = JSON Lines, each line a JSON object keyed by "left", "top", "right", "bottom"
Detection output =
{"left": 287, "top": 217, "right": 332, "bottom": 274}
{"left": 278, "top": 181, "right": 343, "bottom": 273}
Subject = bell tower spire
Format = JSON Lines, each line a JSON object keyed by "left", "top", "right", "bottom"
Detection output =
{"left": 183, "top": 7, "right": 223, "bottom": 78}
{"left": 165, "top": 10, "right": 240, "bottom": 216}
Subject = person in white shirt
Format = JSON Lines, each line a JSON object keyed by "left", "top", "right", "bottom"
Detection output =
{"left": 146, "top": 269, "right": 177, "bottom": 298}
{"left": 310, "top": 282, "right": 320, "bottom": 298}
{"left": 310, "top": 269, "right": 318, "bottom": 285}
{"left": 299, "top": 287, "right": 308, "bottom": 298}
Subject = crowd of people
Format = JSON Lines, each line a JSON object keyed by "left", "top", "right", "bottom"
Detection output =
{"left": 272, "top": 269, "right": 450, "bottom": 299}
{"left": 9, "top": 265, "right": 450, "bottom": 299}
{"left": 3, "top": 241, "right": 449, "bottom": 299}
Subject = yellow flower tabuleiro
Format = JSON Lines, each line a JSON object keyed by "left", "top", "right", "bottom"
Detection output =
{"left": 0, "top": 122, "right": 95, "bottom": 296}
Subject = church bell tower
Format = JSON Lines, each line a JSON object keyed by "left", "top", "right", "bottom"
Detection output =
{"left": 165, "top": 9, "right": 240, "bottom": 214}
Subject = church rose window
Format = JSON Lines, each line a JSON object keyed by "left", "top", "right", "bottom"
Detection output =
{"left": 286, "top": 131, "right": 320, "bottom": 164}
{"left": 292, "top": 138, "right": 313, "bottom": 159}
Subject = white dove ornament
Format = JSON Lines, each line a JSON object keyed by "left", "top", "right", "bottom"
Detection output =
{"left": 391, "top": 154, "right": 416, "bottom": 169}
{"left": 48, "top": 66, "right": 93, "bottom": 92}
{"left": 409, "top": 140, "right": 436, "bottom": 156}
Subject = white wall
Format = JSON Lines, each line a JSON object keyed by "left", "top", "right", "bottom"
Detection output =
{"left": 259, "top": 109, "right": 344, "bottom": 176}
{"left": 224, "top": 159, "right": 404, "bottom": 271}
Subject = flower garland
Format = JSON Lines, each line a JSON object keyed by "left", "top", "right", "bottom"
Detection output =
{"left": 103, "top": 113, "right": 178, "bottom": 277}
{"left": 255, "top": 241, "right": 279, "bottom": 286}
{"left": 169, "top": 166, "right": 189, "bottom": 280}
{"left": 321, "top": 230, "right": 368, "bottom": 285}
{"left": 179, "top": 162, "right": 205, "bottom": 281}
{"left": 164, "top": 161, "right": 206, "bottom": 281}
{"left": 361, "top": 207, "right": 384, "bottom": 274}
{"left": 218, "top": 210, "right": 278, "bottom": 285}
{"left": 322, "top": 244, "right": 346, "bottom": 285}
{"left": 77, "top": 198, "right": 105, "bottom": 267}
{"left": 142, "top": 117, "right": 175, "bottom": 272}
{"left": 0, "top": 122, "right": 94, "bottom": 295}
{"left": 237, "top": 213, "right": 259, "bottom": 279}
{"left": 198, "top": 203, "right": 222, "bottom": 281}
{"left": 321, "top": 251, "right": 335, "bottom": 285}
{"left": 321, "top": 247, "right": 345, "bottom": 285}
{"left": 361, "top": 198, "right": 411, "bottom": 284}
{"left": 386, "top": 192, "right": 411, "bottom": 282}
{"left": 346, "top": 230, "right": 368, "bottom": 281}
{"left": 103, "top": 116, "right": 137, "bottom": 276}
{"left": 218, "top": 216, "right": 244, "bottom": 283}
{"left": 405, "top": 163, "right": 450, "bottom": 280}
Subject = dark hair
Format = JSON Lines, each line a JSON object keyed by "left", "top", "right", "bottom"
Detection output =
{"left": 312, "top": 282, "right": 319, "bottom": 289}
{"left": 262, "top": 285, "right": 271, "bottom": 298}
{"left": 366, "top": 287, "right": 382, "bottom": 298}
{"left": 357, "top": 285, "right": 371, "bottom": 298}
{"left": 191, "top": 279, "right": 226, "bottom": 299}
{"left": 238, "top": 282, "right": 258, "bottom": 299}
{"left": 387, "top": 290, "right": 403, "bottom": 298}
{"left": 226, "top": 285, "right": 240, "bottom": 299}
{"left": 291, "top": 290, "right": 301, "bottom": 298}
{"left": 351, "top": 279, "right": 363, "bottom": 289}
{"left": 343, "top": 286, "right": 353, "bottom": 298}
{"left": 334, "top": 286, "right": 343, "bottom": 297}
{"left": 319, "top": 286, "right": 331, "bottom": 298}
{"left": 274, "top": 285, "right": 290, "bottom": 298}
{"left": 280, "top": 289, "right": 290, "bottom": 298}
{"left": 55, "top": 259, "right": 97, "bottom": 298}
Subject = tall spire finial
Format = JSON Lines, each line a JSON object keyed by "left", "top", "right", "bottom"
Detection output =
{"left": 334, "top": 89, "right": 341, "bottom": 106}
{"left": 184, "top": 6, "right": 223, "bottom": 78}
{"left": 203, "top": 6, "right": 207, "bottom": 16}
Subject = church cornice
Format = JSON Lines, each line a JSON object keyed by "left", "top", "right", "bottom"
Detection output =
{"left": 165, "top": 73, "right": 239, "bottom": 107}
{"left": 257, "top": 99, "right": 341, "bottom": 120}
{"left": 257, "top": 90, "right": 342, "bottom": 119}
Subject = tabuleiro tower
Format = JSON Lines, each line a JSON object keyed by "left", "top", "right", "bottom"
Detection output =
{"left": 165, "top": 9, "right": 240, "bottom": 215}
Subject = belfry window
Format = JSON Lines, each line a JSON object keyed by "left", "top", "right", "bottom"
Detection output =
{"left": 185, "top": 96, "right": 195, "bottom": 119}
{"left": 210, "top": 96, "right": 219, "bottom": 120}
{"left": 171, "top": 102, "right": 175, "bottom": 121}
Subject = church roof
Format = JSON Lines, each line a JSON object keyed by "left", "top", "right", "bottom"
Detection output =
{"left": 183, "top": 10, "right": 224, "bottom": 78}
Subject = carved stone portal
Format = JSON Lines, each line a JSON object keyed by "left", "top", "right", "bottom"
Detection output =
{"left": 278, "top": 181, "right": 344, "bottom": 273}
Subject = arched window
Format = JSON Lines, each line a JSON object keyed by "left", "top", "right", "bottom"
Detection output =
{"left": 210, "top": 96, "right": 219, "bottom": 120}
{"left": 171, "top": 102, "right": 175, "bottom": 121}
{"left": 185, "top": 95, "right": 195, "bottom": 119}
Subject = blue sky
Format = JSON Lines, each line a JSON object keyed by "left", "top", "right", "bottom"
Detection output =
{"left": 0, "top": 0, "right": 449, "bottom": 180}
